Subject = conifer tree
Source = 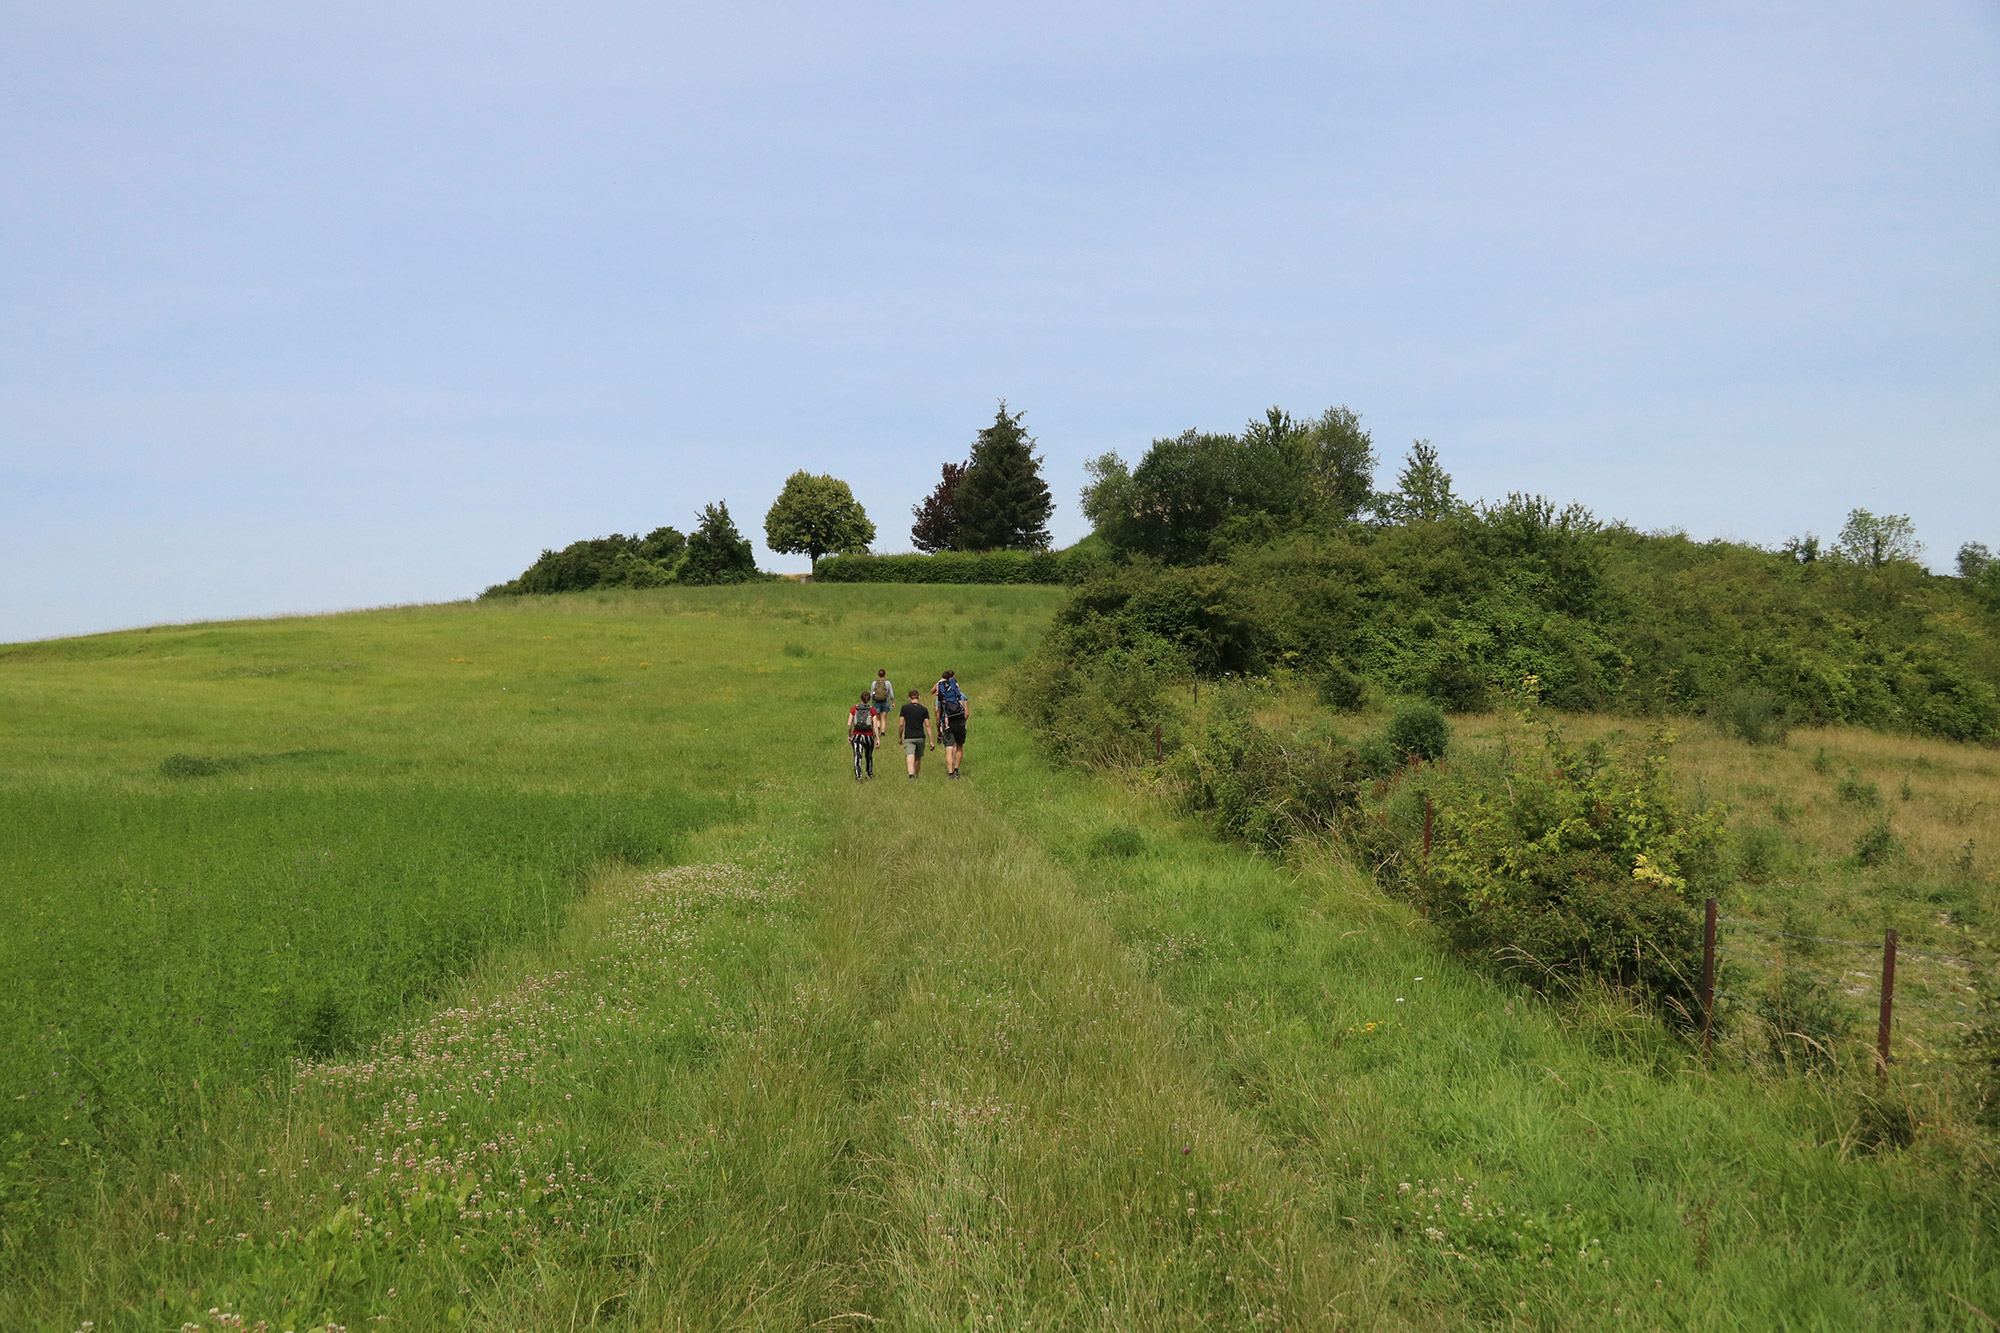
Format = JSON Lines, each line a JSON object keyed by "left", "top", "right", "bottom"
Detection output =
{"left": 1379, "top": 440, "right": 1461, "bottom": 524}
{"left": 910, "top": 461, "right": 967, "bottom": 553}
{"left": 679, "top": 501, "right": 762, "bottom": 584}
{"left": 955, "top": 402, "right": 1054, "bottom": 551}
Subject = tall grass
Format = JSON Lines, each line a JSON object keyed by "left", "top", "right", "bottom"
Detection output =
{"left": 0, "top": 583, "right": 1064, "bottom": 1293}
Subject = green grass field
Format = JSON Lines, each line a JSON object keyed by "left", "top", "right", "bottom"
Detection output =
{"left": 2, "top": 585, "right": 1995, "bottom": 1330}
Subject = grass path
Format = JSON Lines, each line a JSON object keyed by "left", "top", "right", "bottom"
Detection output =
{"left": 27, "top": 715, "right": 1996, "bottom": 1329}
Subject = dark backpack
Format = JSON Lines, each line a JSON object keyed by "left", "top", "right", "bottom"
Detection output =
{"left": 850, "top": 707, "right": 873, "bottom": 734}
{"left": 938, "top": 679, "right": 966, "bottom": 717}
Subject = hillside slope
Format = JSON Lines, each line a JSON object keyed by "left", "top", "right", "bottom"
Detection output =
{"left": 1, "top": 587, "right": 1994, "bottom": 1330}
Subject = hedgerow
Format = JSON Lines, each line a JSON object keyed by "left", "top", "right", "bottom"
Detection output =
{"left": 812, "top": 544, "right": 1111, "bottom": 585}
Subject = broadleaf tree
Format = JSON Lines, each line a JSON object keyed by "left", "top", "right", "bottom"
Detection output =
{"left": 910, "top": 461, "right": 967, "bottom": 553}
{"left": 956, "top": 402, "right": 1055, "bottom": 551}
{"left": 1241, "top": 405, "right": 1376, "bottom": 523}
{"left": 763, "top": 471, "right": 876, "bottom": 567}
{"left": 1833, "top": 509, "right": 1924, "bottom": 568}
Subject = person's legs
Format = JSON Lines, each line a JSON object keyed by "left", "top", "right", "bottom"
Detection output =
{"left": 905, "top": 737, "right": 923, "bottom": 777}
{"left": 861, "top": 734, "right": 874, "bottom": 778}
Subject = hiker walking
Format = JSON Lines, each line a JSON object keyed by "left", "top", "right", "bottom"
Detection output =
{"left": 869, "top": 669, "right": 894, "bottom": 738}
{"left": 848, "top": 690, "right": 877, "bottom": 780}
{"left": 897, "top": 689, "right": 933, "bottom": 780}
{"left": 931, "top": 669, "right": 969, "bottom": 779}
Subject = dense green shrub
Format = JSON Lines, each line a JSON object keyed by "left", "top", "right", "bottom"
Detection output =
{"left": 1031, "top": 503, "right": 2000, "bottom": 742}
{"left": 482, "top": 527, "right": 685, "bottom": 597}
{"left": 1173, "top": 691, "right": 1362, "bottom": 849}
{"left": 1713, "top": 687, "right": 1790, "bottom": 745}
{"left": 1009, "top": 628, "right": 1187, "bottom": 769}
{"left": 1385, "top": 701, "right": 1451, "bottom": 762}
{"left": 1315, "top": 659, "right": 1367, "bottom": 711}
{"left": 1733, "top": 825, "right": 1788, "bottom": 883}
{"left": 1851, "top": 818, "right": 1897, "bottom": 867}
{"left": 1358, "top": 709, "right": 1725, "bottom": 1020}
{"left": 1089, "top": 824, "right": 1148, "bottom": 859}
{"left": 1355, "top": 733, "right": 1401, "bottom": 779}
{"left": 1755, "top": 971, "right": 1857, "bottom": 1072}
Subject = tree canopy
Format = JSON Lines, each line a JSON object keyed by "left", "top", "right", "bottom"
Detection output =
{"left": 910, "top": 461, "right": 967, "bottom": 553}
{"left": 763, "top": 471, "right": 875, "bottom": 567}
{"left": 956, "top": 403, "right": 1055, "bottom": 551}
{"left": 1080, "top": 404, "right": 1378, "bottom": 563}
{"left": 680, "top": 501, "right": 763, "bottom": 585}
{"left": 1834, "top": 509, "right": 1924, "bottom": 568}
{"left": 1377, "top": 440, "right": 1461, "bottom": 524}
{"left": 482, "top": 527, "right": 683, "bottom": 597}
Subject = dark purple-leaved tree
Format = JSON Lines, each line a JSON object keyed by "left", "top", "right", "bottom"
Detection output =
{"left": 910, "top": 461, "right": 967, "bottom": 553}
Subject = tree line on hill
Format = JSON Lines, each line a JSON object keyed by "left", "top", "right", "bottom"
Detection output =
{"left": 482, "top": 402, "right": 1060, "bottom": 598}
{"left": 481, "top": 502, "right": 764, "bottom": 595}
{"left": 1023, "top": 404, "right": 2000, "bottom": 748}
{"left": 479, "top": 395, "right": 2000, "bottom": 752}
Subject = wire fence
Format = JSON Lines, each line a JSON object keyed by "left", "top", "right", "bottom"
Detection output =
{"left": 1701, "top": 901, "right": 1993, "bottom": 1074}
{"left": 1719, "top": 915, "right": 1983, "bottom": 967}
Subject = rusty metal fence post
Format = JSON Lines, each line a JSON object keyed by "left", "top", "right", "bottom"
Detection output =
{"left": 1422, "top": 797, "right": 1433, "bottom": 864}
{"left": 1701, "top": 898, "right": 1718, "bottom": 1057}
{"left": 1155, "top": 722, "right": 1162, "bottom": 764}
{"left": 1877, "top": 927, "right": 1898, "bottom": 1080}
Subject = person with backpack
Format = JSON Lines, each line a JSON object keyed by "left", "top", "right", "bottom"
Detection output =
{"left": 931, "top": 669, "right": 969, "bottom": 779}
{"left": 869, "top": 669, "right": 894, "bottom": 738}
{"left": 897, "top": 689, "right": 933, "bottom": 780}
{"left": 847, "top": 690, "right": 877, "bottom": 780}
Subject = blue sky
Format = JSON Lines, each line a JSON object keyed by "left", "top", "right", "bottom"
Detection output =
{"left": 3, "top": 1, "right": 1995, "bottom": 640}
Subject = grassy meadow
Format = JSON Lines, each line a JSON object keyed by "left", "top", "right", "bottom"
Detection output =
{"left": 1, "top": 584, "right": 1996, "bottom": 1330}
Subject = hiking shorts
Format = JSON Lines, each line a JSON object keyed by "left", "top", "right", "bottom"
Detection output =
{"left": 941, "top": 715, "right": 967, "bottom": 747}
{"left": 871, "top": 698, "right": 891, "bottom": 715}
{"left": 903, "top": 737, "right": 927, "bottom": 758}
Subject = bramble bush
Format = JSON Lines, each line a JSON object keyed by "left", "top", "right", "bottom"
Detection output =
{"left": 1353, "top": 693, "right": 1726, "bottom": 1020}
{"left": 1171, "top": 688, "right": 1362, "bottom": 850}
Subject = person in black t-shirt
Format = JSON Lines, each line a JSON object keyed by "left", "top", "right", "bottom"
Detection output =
{"left": 897, "top": 690, "right": 932, "bottom": 779}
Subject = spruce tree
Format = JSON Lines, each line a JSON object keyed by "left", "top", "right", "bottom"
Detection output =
{"left": 1379, "top": 440, "right": 1461, "bottom": 524}
{"left": 679, "top": 501, "right": 761, "bottom": 584}
{"left": 955, "top": 402, "right": 1054, "bottom": 551}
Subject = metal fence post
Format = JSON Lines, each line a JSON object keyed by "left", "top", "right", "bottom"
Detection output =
{"left": 1155, "top": 722, "right": 1162, "bottom": 764}
{"left": 1422, "top": 797, "right": 1433, "bottom": 864}
{"left": 1701, "top": 898, "right": 1718, "bottom": 1058}
{"left": 1877, "top": 927, "right": 1898, "bottom": 1080}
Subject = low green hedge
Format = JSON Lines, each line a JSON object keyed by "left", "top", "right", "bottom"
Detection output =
{"left": 814, "top": 548, "right": 1109, "bottom": 585}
